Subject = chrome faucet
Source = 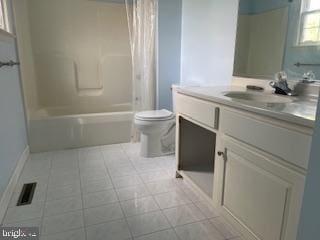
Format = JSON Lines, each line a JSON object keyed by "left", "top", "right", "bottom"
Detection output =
{"left": 269, "top": 71, "right": 294, "bottom": 96}
{"left": 301, "top": 71, "right": 316, "bottom": 83}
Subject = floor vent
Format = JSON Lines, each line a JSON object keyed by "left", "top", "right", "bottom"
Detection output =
{"left": 17, "top": 182, "right": 37, "bottom": 206}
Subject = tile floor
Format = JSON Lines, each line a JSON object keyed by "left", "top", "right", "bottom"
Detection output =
{"left": 1, "top": 143, "right": 244, "bottom": 240}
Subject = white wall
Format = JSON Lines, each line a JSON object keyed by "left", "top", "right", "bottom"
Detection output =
{"left": 180, "top": 0, "right": 239, "bottom": 86}
{"left": 297, "top": 98, "right": 320, "bottom": 239}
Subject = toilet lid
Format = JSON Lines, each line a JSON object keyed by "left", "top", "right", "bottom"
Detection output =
{"left": 135, "top": 109, "right": 174, "bottom": 121}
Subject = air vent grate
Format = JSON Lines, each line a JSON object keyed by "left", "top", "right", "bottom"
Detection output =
{"left": 16, "top": 183, "right": 37, "bottom": 206}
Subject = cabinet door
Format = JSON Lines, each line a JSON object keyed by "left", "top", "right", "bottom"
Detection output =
{"left": 219, "top": 136, "right": 305, "bottom": 240}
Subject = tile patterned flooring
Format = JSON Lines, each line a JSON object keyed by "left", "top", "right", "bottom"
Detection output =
{"left": 1, "top": 143, "right": 244, "bottom": 240}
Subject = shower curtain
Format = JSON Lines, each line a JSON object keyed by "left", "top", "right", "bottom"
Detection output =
{"left": 125, "top": 0, "right": 157, "bottom": 140}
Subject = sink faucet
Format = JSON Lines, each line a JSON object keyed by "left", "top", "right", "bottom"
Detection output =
{"left": 269, "top": 71, "right": 294, "bottom": 96}
{"left": 301, "top": 71, "right": 316, "bottom": 83}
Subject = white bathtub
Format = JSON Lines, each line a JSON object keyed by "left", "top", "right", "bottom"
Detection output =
{"left": 29, "top": 105, "right": 134, "bottom": 152}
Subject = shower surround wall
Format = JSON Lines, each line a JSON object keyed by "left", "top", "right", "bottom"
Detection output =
{"left": 18, "top": 0, "right": 132, "bottom": 112}
{"left": 13, "top": 0, "right": 133, "bottom": 152}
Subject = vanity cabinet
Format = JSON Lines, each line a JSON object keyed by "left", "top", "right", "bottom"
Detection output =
{"left": 220, "top": 109, "right": 312, "bottom": 169}
{"left": 175, "top": 93, "right": 220, "bottom": 129}
{"left": 216, "top": 136, "right": 305, "bottom": 240}
{"left": 175, "top": 91, "right": 313, "bottom": 240}
{"left": 177, "top": 117, "right": 216, "bottom": 197}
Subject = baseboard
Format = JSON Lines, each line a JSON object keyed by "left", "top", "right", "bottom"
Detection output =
{"left": 0, "top": 146, "right": 30, "bottom": 223}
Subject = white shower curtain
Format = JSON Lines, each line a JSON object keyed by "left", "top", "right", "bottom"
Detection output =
{"left": 125, "top": 0, "right": 157, "bottom": 140}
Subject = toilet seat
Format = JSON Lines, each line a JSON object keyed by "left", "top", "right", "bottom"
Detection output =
{"left": 135, "top": 109, "right": 175, "bottom": 121}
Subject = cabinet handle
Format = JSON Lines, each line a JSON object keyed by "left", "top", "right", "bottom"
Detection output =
{"left": 217, "top": 149, "right": 227, "bottom": 162}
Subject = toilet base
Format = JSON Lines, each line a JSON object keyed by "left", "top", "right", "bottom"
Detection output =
{"left": 134, "top": 111, "right": 176, "bottom": 158}
{"left": 140, "top": 132, "right": 163, "bottom": 158}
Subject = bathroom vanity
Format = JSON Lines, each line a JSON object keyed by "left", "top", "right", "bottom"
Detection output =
{"left": 174, "top": 80, "right": 316, "bottom": 240}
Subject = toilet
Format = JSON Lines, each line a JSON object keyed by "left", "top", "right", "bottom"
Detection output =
{"left": 134, "top": 109, "right": 176, "bottom": 158}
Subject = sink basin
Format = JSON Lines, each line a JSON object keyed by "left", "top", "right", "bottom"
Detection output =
{"left": 224, "top": 91, "right": 294, "bottom": 103}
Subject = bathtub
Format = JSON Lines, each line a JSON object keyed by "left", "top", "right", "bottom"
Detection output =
{"left": 29, "top": 104, "right": 134, "bottom": 152}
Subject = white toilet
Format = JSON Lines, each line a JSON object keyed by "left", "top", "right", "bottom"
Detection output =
{"left": 134, "top": 109, "right": 176, "bottom": 158}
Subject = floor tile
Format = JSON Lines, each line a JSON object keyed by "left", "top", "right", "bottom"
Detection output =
{"left": 50, "top": 168, "right": 79, "bottom": 178}
{"left": 112, "top": 175, "right": 143, "bottom": 189}
{"left": 163, "top": 204, "right": 206, "bottom": 227}
{"left": 40, "top": 228, "right": 86, "bottom": 240}
{"left": 134, "top": 229, "right": 179, "bottom": 240}
{"left": 41, "top": 210, "right": 84, "bottom": 236}
{"left": 86, "top": 219, "right": 131, "bottom": 240}
{"left": 48, "top": 171, "right": 80, "bottom": 188}
{"left": 78, "top": 146, "right": 103, "bottom": 155}
{"left": 78, "top": 150, "right": 104, "bottom": 162}
{"left": 130, "top": 156, "right": 155, "bottom": 165}
{"left": 100, "top": 144, "right": 123, "bottom": 153}
{"left": 108, "top": 164, "right": 138, "bottom": 178}
{"left": 21, "top": 162, "right": 51, "bottom": 177}
{"left": 79, "top": 160, "right": 105, "bottom": 171}
{"left": 158, "top": 156, "right": 176, "bottom": 166}
{"left": 30, "top": 152, "right": 54, "bottom": 162}
{"left": 210, "top": 217, "right": 241, "bottom": 239}
{"left": 116, "top": 185, "right": 150, "bottom": 201}
{"left": 2, "top": 218, "right": 42, "bottom": 228}
{"left": 78, "top": 151, "right": 104, "bottom": 161}
{"left": 145, "top": 180, "right": 181, "bottom": 195}
{"left": 126, "top": 211, "right": 170, "bottom": 237}
{"left": 103, "top": 151, "right": 129, "bottom": 163}
{"left": 46, "top": 182, "right": 81, "bottom": 201}
{"left": 44, "top": 195, "right": 83, "bottom": 217}
{"left": 27, "top": 153, "right": 52, "bottom": 166}
{"left": 194, "top": 201, "right": 219, "bottom": 219}
{"left": 120, "top": 196, "right": 159, "bottom": 217}
{"left": 84, "top": 203, "right": 124, "bottom": 226}
{"left": 105, "top": 159, "right": 132, "bottom": 169}
{"left": 121, "top": 142, "right": 140, "bottom": 156}
{"left": 53, "top": 150, "right": 78, "bottom": 162}
{"left": 81, "top": 178, "right": 113, "bottom": 194}
{"left": 133, "top": 163, "right": 163, "bottom": 173}
{"left": 0, "top": 143, "right": 246, "bottom": 240}
{"left": 154, "top": 190, "right": 191, "bottom": 209}
{"left": 80, "top": 168, "right": 109, "bottom": 183}
{"left": 165, "top": 169, "right": 177, "bottom": 178}
{"left": 175, "top": 220, "right": 224, "bottom": 240}
{"left": 83, "top": 190, "right": 118, "bottom": 209}
{"left": 3, "top": 201, "right": 44, "bottom": 224}
{"left": 182, "top": 187, "right": 207, "bottom": 202}
{"left": 20, "top": 159, "right": 51, "bottom": 179}
{"left": 51, "top": 159, "right": 79, "bottom": 172}
{"left": 17, "top": 173, "right": 50, "bottom": 187}
{"left": 140, "top": 171, "right": 170, "bottom": 183}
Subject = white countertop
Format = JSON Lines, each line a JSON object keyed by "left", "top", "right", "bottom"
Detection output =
{"left": 177, "top": 86, "right": 317, "bottom": 128}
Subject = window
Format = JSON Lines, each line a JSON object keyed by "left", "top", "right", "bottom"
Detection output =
{"left": 299, "top": 0, "right": 320, "bottom": 46}
{"left": 0, "top": 0, "right": 10, "bottom": 33}
{"left": 0, "top": 0, "right": 5, "bottom": 30}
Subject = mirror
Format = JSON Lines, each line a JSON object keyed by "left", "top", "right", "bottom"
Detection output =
{"left": 233, "top": 0, "right": 320, "bottom": 81}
